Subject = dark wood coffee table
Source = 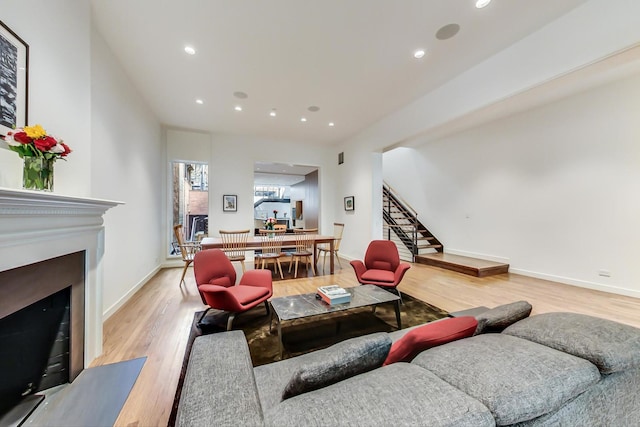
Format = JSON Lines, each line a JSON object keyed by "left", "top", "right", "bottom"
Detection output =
{"left": 269, "top": 285, "right": 401, "bottom": 359}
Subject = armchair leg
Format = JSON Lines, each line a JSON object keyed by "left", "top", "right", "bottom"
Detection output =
{"left": 197, "top": 308, "right": 211, "bottom": 326}
{"left": 226, "top": 313, "right": 236, "bottom": 331}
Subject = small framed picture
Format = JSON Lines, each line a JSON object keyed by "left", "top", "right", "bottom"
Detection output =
{"left": 223, "top": 195, "right": 237, "bottom": 212}
{"left": 344, "top": 196, "right": 355, "bottom": 211}
{"left": 0, "top": 20, "right": 29, "bottom": 138}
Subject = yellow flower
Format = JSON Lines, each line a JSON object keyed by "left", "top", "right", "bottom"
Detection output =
{"left": 24, "top": 124, "right": 47, "bottom": 139}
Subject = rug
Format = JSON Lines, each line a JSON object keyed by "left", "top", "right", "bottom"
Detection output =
{"left": 168, "top": 293, "right": 448, "bottom": 426}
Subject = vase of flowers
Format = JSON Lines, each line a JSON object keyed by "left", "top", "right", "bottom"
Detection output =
{"left": 273, "top": 209, "right": 278, "bottom": 218}
{"left": 4, "top": 124, "right": 71, "bottom": 191}
{"left": 264, "top": 217, "right": 277, "bottom": 231}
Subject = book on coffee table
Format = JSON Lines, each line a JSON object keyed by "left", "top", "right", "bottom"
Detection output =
{"left": 316, "top": 285, "right": 351, "bottom": 305}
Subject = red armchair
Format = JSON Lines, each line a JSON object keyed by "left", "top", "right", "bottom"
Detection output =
{"left": 350, "top": 240, "right": 411, "bottom": 300}
{"left": 194, "top": 249, "right": 273, "bottom": 330}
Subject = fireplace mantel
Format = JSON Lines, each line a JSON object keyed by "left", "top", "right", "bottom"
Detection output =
{"left": 0, "top": 187, "right": 121, "bottom": 366}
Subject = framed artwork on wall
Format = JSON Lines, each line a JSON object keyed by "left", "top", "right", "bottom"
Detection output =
{"left": 344, "top": 196, "right": 354, "bottom": 211}
{"left": 223, "top": 195, "right": 237, "bottom": 212}
{"left": 0, "top": 20, "right": 29, "bottom": 139}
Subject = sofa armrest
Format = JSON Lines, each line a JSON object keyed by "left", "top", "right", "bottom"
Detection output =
{"left": 176, "top": 331, "right": 263, "bottom": 426}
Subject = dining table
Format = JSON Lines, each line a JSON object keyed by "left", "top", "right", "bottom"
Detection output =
{"left": 200, "top": 234, "right": 337, "bottom": 274}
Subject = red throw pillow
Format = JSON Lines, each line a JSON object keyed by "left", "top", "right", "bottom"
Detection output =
{"left": 383, "top": 316, "right": 478, "bottom": 365}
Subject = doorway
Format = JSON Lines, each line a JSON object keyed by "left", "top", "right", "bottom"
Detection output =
{"left": 253, "top": 162, "right": 319, "bottom": 231}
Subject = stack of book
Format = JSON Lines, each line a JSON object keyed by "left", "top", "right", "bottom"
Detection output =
{"left": 316, "top": 285, "right": 351, "bottom": 305}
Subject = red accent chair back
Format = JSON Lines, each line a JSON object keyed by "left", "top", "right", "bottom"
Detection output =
{"left": 350, "top": 240, "right": 411, "bottom": 299}
{"left": 364, "top": 240, "right": 401, "bottom": 272}
{"left": 194, "top": 249, "right": 273, "bottom": 330}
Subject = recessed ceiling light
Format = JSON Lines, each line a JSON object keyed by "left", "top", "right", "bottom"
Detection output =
{"left": 300, "top": 117, "right": 307, "bottom": 122}
{"left": 195, "top": 99, "right": 204, "bottom": 105}
{"left": 413, "top": 49, "right": 425, "bottom": 59}
{"left": 234, "top": 105, "right": 243, "bottom": 111}
{"left": 270, "top": 110, "right": 277, "bottom": 117}
{"left": 308, "top": 106, "right": 320, "bottom": 112}
{"left": 233, "top": 91, "right": 248, "bottom": 99}
{"left": 184, "top": 46, "right": 196, "bottom": 55}
{"left": 329, "top": 122, "right": 335, "bottom": 127}
{"left": 475, "top": 0, "right": 491, "bottom": 8}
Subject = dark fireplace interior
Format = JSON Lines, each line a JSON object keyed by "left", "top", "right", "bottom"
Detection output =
{"left": 0, "top": 252, "right": 85, "bottom": 420}
{"left": 0, "top": 288, "right": 70, "bottom": 415}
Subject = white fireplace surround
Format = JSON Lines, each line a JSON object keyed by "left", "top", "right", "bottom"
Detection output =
{"left": 0, "top": 188, "right": 121, "bottom": 367}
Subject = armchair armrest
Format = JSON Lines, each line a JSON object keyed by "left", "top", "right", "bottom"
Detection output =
{"left": 394, "top": 262, "right": 411, "bottom": 284}
{"left": 350, "top": 260, "right": 367, "bottom": 281}
{"left": 198, "top": 284, "right": 243, "bottom": 311}
{"left": 238, "top": 269, "right": 273, "bottom": 290}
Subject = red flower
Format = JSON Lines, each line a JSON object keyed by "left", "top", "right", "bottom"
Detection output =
{"left": 60, "top": 142, "right": 72, "bottom": 157}
{"left": 33, "top": 136, "right": 58, "bottom": 152}
{"left": 12, "top": 131, "right": 32, "bottom": 144}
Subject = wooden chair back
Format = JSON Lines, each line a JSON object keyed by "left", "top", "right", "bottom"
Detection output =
{"left": 173, "top": 224, "right": 200, "bottom": 261}
{"left": 332, "top": 223, "right": 345, "bottom": 251}
{"left": 258, "top": 229, "right": 286, "bottom": 255}
{"left": 219, "top": 229, "right": 250, "bottom": 259}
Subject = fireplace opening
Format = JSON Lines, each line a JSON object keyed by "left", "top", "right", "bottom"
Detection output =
{"left": 0, "top": 251, "right": 85, "bottom": 423}
{"left": 0, "top": 287, "right": 70, "bottom": 416}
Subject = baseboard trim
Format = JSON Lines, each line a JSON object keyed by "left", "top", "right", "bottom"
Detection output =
{"left": 509, "top": 267, "right": 640, "bottom": 299}
{"left": 103, "top": 265, "right": 161, "bottom": 320}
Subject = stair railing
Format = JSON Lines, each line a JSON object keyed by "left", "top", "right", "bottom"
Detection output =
{"left": 383, "top": 182, "right": 420, "bottom": 260}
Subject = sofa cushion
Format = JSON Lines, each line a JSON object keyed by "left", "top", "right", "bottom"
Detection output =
{"left": 280, "top": 332, "right": 391, "bottom": 400}
{"left": 474, "top": 300, "right": 532, "bottom": 334}
{"left": 412, "top": 334, "right": 601, "bottom": 426}
{"left": 264, "top": 363, "right": 495, "bottom": 427}
{"left": 384, "top": 316, "right": 478, "bottom": 365}
{"left": 503, "top": 312, "right": 640, "bottom": 374}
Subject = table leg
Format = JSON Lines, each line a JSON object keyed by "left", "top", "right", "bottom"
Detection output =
{"left": 394, "top": 300, "right": 402, "bottom": 329}
{"left": 277, "top": 318, "right": 283, "bottom": 360}
{"left": 329, "top": 239, "right": 334, "bottom": 274}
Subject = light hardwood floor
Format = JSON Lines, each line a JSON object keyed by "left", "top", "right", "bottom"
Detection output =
{"left": 92, "top": 261, "right": 640, "bottom": 426}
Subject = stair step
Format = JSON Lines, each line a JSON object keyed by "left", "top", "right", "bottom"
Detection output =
{"left": 415, "top": 253, "right": 509, "bottom": 277}
{"left": 417, "top": 244, "right": 442, "bottom": 249}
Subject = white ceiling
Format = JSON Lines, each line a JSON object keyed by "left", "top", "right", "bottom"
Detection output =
{"left": 90, "top": 0, "right": 587, "bottom": 146}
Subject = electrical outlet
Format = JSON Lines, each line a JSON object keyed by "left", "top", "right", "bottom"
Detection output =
{"left": 598, "top": 269, "right": 611, "bottom": 277}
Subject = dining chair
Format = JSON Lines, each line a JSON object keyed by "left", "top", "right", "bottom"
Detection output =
{"left": 288, "top": 228, "right": 317, "bottom": 278}
{"left": 274, "top": 224, "right": 287, "bottom": 231}
{"left": 219, "top": 229, "right": 250, "bottom": 272}
{"left": 316, "top": 222, "right": 344, "bottom": 272}
{"left": 256, "top": 229, "right": 286, "bottom": 279}
{"left": 173, "top": 224, "right": 201, "bottom": 287}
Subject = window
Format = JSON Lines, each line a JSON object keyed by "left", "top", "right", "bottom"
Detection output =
{"left": 170, "top": 161, "right": 208, "bottom": 255}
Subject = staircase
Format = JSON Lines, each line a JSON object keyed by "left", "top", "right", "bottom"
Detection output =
{"left": 383, "top": 182, "right": 509, "bottom": 277}
{"left": 383, "top": 182, "right": 443, "bottom": 262}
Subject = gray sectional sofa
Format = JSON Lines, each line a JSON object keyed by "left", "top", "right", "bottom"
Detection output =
{"left": 175, "top": 306, "right": 640, "bottom": 426}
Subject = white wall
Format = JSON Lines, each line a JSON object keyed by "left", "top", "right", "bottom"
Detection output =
{"left": 164, "top": 130, "right": 336, "bottom": 267}
{"left": 384, "top": 72, "right": 640, "bottom": 298}
{"left": 0, "top": 2, "right": 165, "bottom": 321}
{"left": 337, "top": 0, "right": 640, "bottom": 271}
{"left": 90, "top": 26, "right": 164, "bottom": 317}
{"left": 0, "top": 1, "right": 92, "bottom": 195}
{"left": 212, "top": 133, "right": 336, "bottom": 236}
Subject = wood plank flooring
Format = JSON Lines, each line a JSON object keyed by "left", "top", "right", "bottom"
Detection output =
{"left": 92, "top": 261, "right": 640, "bottom": 426}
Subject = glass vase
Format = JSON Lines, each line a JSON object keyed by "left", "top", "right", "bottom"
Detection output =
{"left": 23, "top": 157, "right": 54, "bottom": 191}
